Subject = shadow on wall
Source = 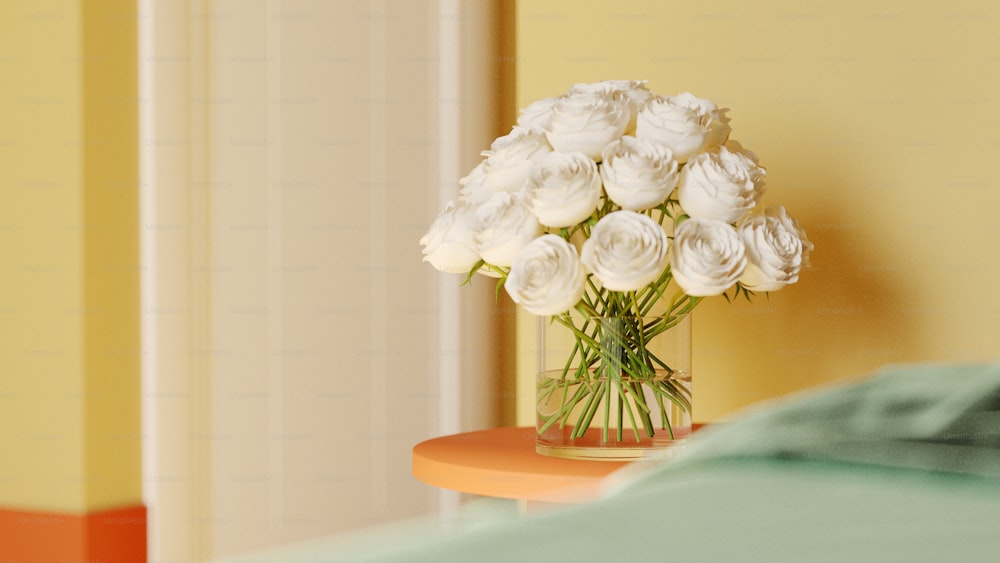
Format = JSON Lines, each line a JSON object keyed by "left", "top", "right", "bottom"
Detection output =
{"left": 790, "top": 201, "right": 923, "bottom": 368}
{"left": 696, "top": 124, "right": 933, "bottom": 415}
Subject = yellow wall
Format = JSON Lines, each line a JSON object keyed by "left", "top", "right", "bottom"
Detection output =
{"left": 516, "top": 0, "right": 1000, "bottom": 421}
{"left": 0, "top": 0, "right": 140, "bottom": 512}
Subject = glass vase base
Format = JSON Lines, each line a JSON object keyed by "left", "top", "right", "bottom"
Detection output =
{"left": 535, "top": 425, "right": 692, "bottom": 461}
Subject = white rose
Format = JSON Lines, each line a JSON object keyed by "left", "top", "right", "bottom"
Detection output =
{"left": 569, "top": 80, "right": 654, "bottom": 136}
{"left": 677, "top": 145, "right": 766, "bottom": 224}
{"left": 600, "top": 136, "right": 679, "bottom": 211}
{"left": 505, "top": 234, "right": 587, "bottom": 316}
{"left": 635, "top": 92, "right": 731, "bottom": 163}
{"left": 516, "top": 97, "right": 558, "bottom": 134}
{"left": 618, "top": 88, "right": 655, "bottom": 136}
{"left": 722, "top": 139, "right": 760, "bottom": 163}
{"left": 738, "top": 206, "right": 813, "bottom": 291}
{"left": 457, "top": 161, "right": 491, "bottom": 205}
{"left": 670, "top": 218, "right": 747, "bottom": 296}
{"left": 419, "top": 200, "right": 480, "bottom": 274}
{"left": 480, "top": 130, "right": 552, "bottom": 193}
{"left": 473, "top": 192, "right": 543, "bottom": 267}
{"left": 568, "top": 79, "right": 648, "bottom": 97}
{"left": 580, "top": 210, "right": 669, "bottom": 291}
{"left": 544, "top": 92, "right": 630, "bottom": 160}
{"left": 523, "top": 151, "right": 602, "bottom": 228}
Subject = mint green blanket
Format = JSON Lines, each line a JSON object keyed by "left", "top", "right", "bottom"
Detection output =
{"left": 225, "top": 362, "right": 1000, "bottom": 562}
{"left": 666, "top": 361, "right": 1000, "bottom": 479}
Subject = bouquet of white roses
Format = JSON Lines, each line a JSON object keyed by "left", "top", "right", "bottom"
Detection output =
{"left": 420, "top": 80, "right": 811, "bottom": 448}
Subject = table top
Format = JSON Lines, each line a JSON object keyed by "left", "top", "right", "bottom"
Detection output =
{"left": 412, "top": 426, "right": 639, "bottom": 503}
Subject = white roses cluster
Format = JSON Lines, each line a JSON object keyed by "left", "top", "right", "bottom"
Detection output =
{"left": 420, "top": 80, "right": 811, "bottom": 315}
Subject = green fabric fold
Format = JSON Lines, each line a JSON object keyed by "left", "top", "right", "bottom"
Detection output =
{"left": 221, "top": 362, "right": 1000, "bottom": 562}
{"left": 648, "top": 361, "right": 1000, "bottom": 481}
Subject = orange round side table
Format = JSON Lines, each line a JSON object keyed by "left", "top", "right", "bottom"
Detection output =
{"left": 412, "top": 426, "right": 633, "bottom": 504}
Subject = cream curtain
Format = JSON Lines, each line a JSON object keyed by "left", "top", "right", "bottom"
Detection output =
{"left": 141, "top": 0, "right": 513, "bottom": 559}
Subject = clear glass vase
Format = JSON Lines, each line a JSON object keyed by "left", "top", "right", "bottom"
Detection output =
{"left": 535, "top": 312, "right": 692, "bottom": 461}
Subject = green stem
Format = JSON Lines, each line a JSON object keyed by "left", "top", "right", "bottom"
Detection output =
{"left": 575, "top": 381, "right": 607, "bottom": 439}
{"left": 617, "top": 380, "right": 641, "bottom": 442}
{"left": 657, "top": 393, "right": 675, "bottom": 439}
{"left": 537, "top": 382, "right": 589, "bottom": 434}
{"left": 637, "top": 264, "right": 673, "bottom": 314}
{"left": 603, "top": 366, "right": 612, "bottom": 442}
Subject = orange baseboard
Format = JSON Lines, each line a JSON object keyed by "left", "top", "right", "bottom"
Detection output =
{"left": 0, "top": 504, "right": 146, "bottom": 563}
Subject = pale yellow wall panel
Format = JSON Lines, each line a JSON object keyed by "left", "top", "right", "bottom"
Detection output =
{"left": 0, "top": 0, "right": 141, "bottom": 512}
{"left": 517, "top": 0, "right": 1000, "bottom": 421}
{"left": 0, "top": 0, "right": 87, "bottom": 512}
